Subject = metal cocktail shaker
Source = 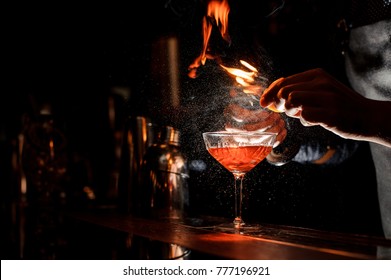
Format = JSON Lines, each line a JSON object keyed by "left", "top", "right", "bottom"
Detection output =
{"left": 118, "top": 117, "right": 189, "bottom": 219}
{"left": 140, "top": 125, "right": 189, "bottom": 220}
{"left": 117, "top": 118, "right": 190, "bottom": 259}
{"left": 139, "top": 125, "right": 190, "bottom": 260}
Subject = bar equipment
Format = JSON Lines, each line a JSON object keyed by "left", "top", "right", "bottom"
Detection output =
{"left": 118, "top": 116, "right": 189, "bottom": 217}
{"left": 140, "top": 124, "right": 189, "bottom": 220}
{"left": 117, "top": 116, "right": 190, "bottom": 259}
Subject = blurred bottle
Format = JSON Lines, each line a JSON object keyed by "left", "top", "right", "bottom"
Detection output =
{"left": 17, "top": 105, "right": 69, "bottom": 259}
{"left": 117, "top": 116, "right": 150, "bottom": 214}
{"left": 106, "top": 86, "right": 131, "bottom": 204}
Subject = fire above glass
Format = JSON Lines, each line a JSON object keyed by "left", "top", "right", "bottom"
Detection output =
{"left": 202, "top": 131, "right": 277, "bottom": 229}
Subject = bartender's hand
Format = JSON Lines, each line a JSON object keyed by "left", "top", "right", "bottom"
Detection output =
{"left": 224, "top": 103, "right": 287, "bottom": 147}
{"left": 260, "top": 68, "right": 391, "bottom": 148}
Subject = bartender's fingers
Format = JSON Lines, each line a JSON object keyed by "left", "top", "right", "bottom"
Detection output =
{"left": 282, "top": 106, "right": 322, "bottom": 127}
{"left": 262, "top": 88, "right": 330, "bottom": 116}
{"left": 277, "top": 82, "right": 316, "bottom": 101}
{"left": 285, "top": 90, "right": 340, "bottom": 109}
{"left": 261, "top": 83, "right": 309, "bottom": 112}
{"left": 272, "top": 84, "right": 317, "bottom": 114}
{"left": 260, "top": 68, "right": 329, "bottom": 107}
{"left": 296, "top": 106, "right": 345, "bottom": 129}
{"left": 261, "top": 69, "right": 319, "bottom": 106}
{"left": 260, "top": 78, "right": 284, "bottom": 107}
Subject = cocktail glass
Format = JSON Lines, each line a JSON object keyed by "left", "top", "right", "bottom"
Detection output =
{"left": 202, "top": 131, "right": 276, "bottom": 229}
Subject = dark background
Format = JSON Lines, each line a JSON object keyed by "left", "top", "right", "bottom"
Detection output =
{"left": 1, "top": 0, "right": 383, "bottom": 259}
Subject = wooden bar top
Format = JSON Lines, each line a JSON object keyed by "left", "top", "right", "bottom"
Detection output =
{"left": 67, "top": 209, "right": 391, "bottom": 260}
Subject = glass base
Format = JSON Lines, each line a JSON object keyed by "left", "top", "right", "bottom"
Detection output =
{"left": 213, "top": 221, "right": 261, "bottom": 235}
{"left": 233, "top": 217, "right": 245, "bottom": 228}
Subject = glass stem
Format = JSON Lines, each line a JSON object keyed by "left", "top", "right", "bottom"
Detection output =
{"left": 233, "top": 172, "right": 245, "bottom": 228}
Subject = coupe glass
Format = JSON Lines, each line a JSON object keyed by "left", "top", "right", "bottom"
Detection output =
{"left": 202, "top": 131, "right": 277, "bottom": 229}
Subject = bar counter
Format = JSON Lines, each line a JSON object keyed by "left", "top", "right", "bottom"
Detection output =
{"left": 67, "top": 209, "right": 391, "bottom": 260}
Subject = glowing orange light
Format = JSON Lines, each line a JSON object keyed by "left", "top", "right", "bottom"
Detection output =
{"left": 189, "top": 0, "right": 282, "bottom": 112}
{"left": 188, "top": 1, "right": 263, "bottom": 98}
{"left": 207, "top": 0, "right": 230, "bottom": 43}
{"left": 220, "top": 60, "right": 264, "bottom": 97}
{"left": 188, "top": 0, "right": 230, "bottom": 78}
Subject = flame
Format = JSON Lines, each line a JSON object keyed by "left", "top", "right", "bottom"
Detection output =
{"left": 207, "top": 0, "right": 231, "bottom": 43}
{"left": 189, "top": 0, "right": 282, "bottom": 113}
{"left": 188, "top": 0, "right": 263, "bottom": 97}
{"left": 220, "top": 60, "right": 258, "bottom": 84}
{"left": 220, "top": 60, "right": 284, "bottom": 113}
{"left": 220, "top": 60, "right": 265, "bottom": 97}
{"left": 188, "top": 0, "right": 231, "bottom": 78}
{"left": 220, "top": 60, "right": 282, "bottom": 112}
